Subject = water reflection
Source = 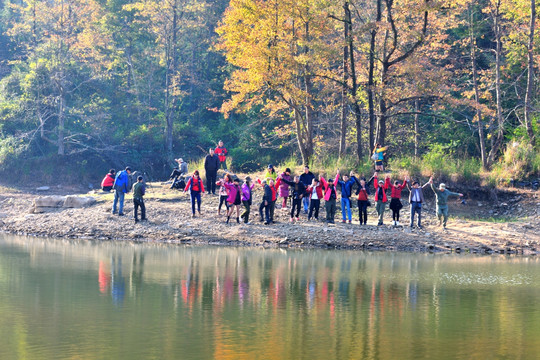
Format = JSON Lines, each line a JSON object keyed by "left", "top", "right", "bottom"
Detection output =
{"left": 0, "top": 235, "right": 539, "bottom": 360}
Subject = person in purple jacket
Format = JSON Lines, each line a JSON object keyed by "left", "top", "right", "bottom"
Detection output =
{"left": 240, "top": 176, "right": 254, "bottom": 224}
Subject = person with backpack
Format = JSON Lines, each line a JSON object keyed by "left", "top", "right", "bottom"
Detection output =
{"left": 204, "top": 148, "right": 220, "bottom": 195}
{"left": 214, "top": 140, "right": 228, "bottom": 170}
{"left": 112, "top": 167, "right": 132, "bottom": 216}
{"left": 305, "top": 178, "right": 323, "bottom": 221}
{"left": 184, "top": 170, "right": 205, "bottom": 217}
{"left": 223, "top": 177, "right": 243, "bottom": 224}
{"left": 373, "top": 172, "right": 391, "bottom": 226}
{"left": 101, "top": 169, "right": 116, "bottom": 192}
{"left": 299, "top": 166, "right": 315, "bottom": 214}
{"left": 354, "top": 176, "right": 373, "bottom": 225}
{"left": 389, "top": 176, "right": 409, "bottom": 226}
{"left": 278, "top": 175, "right": 307, "bottom": 222}
{"left": 408, "top": 179, "right": 430, "bottom": 228}
{"left": 320, "top": 173, "right": 339, "bottom": 224}
{"left": 429, "top": 177, "right": 463, "bottom": 229}
{"left": 240, "top": 176, "right": 254, "bottom": 224}
{"left": 133, "top": 175, "right": 147, "bottom": 223}
{"left": 336, "top": 170, "right": 357, "bottom": 223}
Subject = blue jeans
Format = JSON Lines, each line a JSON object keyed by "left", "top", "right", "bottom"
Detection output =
{"left": 112, "top": 190, "right": 125, "bottom": 214}
{"left": 341, "top": 198, "right": 352, "bottom": 221}
{"left": 410, "top": 202, "right": 422, "bottom": 226}
{"left": 303, "top": 197, "right": 310, "bottom": 213}
{"left": 190, "top": 191, "right": 201, "bottom": 214}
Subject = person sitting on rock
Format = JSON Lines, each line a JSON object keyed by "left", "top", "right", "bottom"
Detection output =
{"left": 133, "top": 175, "right": 147, "bottom": 223}
{"left": 175, "top": 158, "right": 188, "bottom": 176}
{"left": 101, "top": 169, "right": 116, "bottom": 192}
{"left": 429, "top": 177, "right": 463, "bottom": 229}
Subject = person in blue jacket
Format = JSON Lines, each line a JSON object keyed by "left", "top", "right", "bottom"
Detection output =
{"left": 112, "top": 167, "right": 132, "bottom": 216}
{"left": 336, "top": 170, "right": 357, "bottom": 223}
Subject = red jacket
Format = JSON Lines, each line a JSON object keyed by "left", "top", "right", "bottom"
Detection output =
{"left": 101, "top": 173, "right": 115, "bottom": 188}
{"left": 257, "top": 179, "right": 278, "bottom": 201}
{"left": 390, "top": 181, "right": 407, "bottom": 199}
{"left": 306, "top": 183, "right": 324, "bottom": 199}
{"left": 185, "top": 177, "right": 205, "bottom": 193}
{"left": 373, "top": 176, "right": 391, "bottom": 203}
{"left": 214, "top": 146, "right": 228, "bottom": 162}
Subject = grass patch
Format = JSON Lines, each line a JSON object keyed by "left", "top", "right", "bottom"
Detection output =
{"left": 452, "top": 214, "right": 524, "bottom": 223}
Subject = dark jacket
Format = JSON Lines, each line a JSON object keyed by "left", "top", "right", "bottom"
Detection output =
{"left": 133, "top": 182, "right": 145, "bottom": 199}
{"left": 281, "top": 178, "right": 306, "bottom": 200}
{"left": 299, "top": 172, "right": 315, "bottom": 187}
{"left": 204, "top": 154, "right": 220, "bottom": 172}
{"left": 263, "top": 184, "right": 273, "bottom": 203}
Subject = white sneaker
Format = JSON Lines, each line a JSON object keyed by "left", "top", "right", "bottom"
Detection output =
{"left": 396, "top": 221, "right": 400, "bottom": 226}
{"left": 392, "top": 221, "right": 396, "bottom": 226}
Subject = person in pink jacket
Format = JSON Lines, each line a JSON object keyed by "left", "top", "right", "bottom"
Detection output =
{"left": 319, "top": 173, "right": 340, "bottom": 224}
{"left": 277, "top": 168, "right": 292, "bottom": 210}
{"left": 373, "top": 172, "right": 391, "bottom": 226}
{"left": 222, "top": 177, "right": 243, "bottom": 224}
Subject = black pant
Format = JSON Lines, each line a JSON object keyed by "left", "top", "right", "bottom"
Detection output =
{"left": 206, "top": 170, "right": 217, "bottom": 194}
{"left": 270, "top": 200, "right": 275, "bottom": 221}
{"left": 291, "top": 198, "right": 301, "bottom": 218}
{"left": 308, "top": 198, "right": 320, "bottom": 220}
{"left": 357, "top": 200, "right": 368, "bottom": 224}
{"left": 241, "top": 200, "right": 251, "bottom": 223}
{"left": 390, "top": 198, "right": 402, "bottom": 221}
{"left": 219, "top": 195, "right": 229, "bottom": 212}
{"left": 134, "top": 198, "right": 146, "bottom": 221}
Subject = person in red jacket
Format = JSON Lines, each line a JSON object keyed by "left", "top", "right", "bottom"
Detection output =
{"left": 101, "top": 169, "right": 116, "bottom": 192}
{"left": 389, "top": 176, "right": 409, "bottom": 226}
{"left": 214, "top": 140, "right": 228, "bottom": 170}
{"left": 373, "top": 172, "right": 391, "bottom": 226}
{"left": 184, "top": 170, "right": 205, "bottom": 217}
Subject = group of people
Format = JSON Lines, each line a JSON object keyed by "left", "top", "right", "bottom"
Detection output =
{"left": 182, "top": 163, "right": 463, "bottom": 229}
{"left": 102, "top": 141, "right": 464, "bottom": 229}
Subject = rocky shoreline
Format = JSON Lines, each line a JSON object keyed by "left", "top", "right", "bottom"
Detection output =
{"left": 0, "top": 183, "right": 539, "bottom": 255}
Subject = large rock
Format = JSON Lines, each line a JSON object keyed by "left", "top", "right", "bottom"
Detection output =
{"left": 33, "top": 195, "right": 66, "bottom": 213}
{"left": 63, "top": 196, "right": 97, "bottom": 208}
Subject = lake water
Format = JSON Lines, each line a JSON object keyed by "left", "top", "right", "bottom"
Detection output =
{"left": 1, "top": 234, "right": 539, "bottom": 360}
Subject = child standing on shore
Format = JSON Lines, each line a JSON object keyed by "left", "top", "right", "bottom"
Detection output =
{"left": 373, "top": 172, "right": 390, "bottom": 226}
{"left": 306, "top": 178, "right": 323, "bottom": 221}
{"left": 216, "top": 173, "right": 233, "bottom": 216}
{"left": 184, "top": 170, "right": 205, "bottom": 217}
{"left": 389, "top": 177, "right": 408, "bottom": 226}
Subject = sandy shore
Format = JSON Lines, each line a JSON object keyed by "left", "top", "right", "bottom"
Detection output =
{"left": 0, "top": 182, "right": 538, "bottom": 254}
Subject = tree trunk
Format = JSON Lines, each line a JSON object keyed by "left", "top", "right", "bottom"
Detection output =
{"left": 414, "top": 100, "right": 419, "bottom": 159}
{"left": 165, "top": 0, "right": 179, "bottom": 157}
{"left": 339, "top": 0, "right": 350, "bottom": 158}
{"left": 524, "top": 0, "right": 536, "bottom": 144}
{"left": 367, "top": 0, "right": 382, "bottom": 151}
{"left": 487, "top": 0, "right": 504, "bottom": 166}
{"left": 469, "top": 6, "right": 487, "bottom": 169}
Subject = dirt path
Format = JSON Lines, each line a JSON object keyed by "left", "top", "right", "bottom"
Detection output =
{"left": 0, "top": 183, "right": 538, "bottom": 254}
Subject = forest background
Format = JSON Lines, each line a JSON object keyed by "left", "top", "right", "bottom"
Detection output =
{"left": 0, "top": 0, "right": 538, "bottom": 186}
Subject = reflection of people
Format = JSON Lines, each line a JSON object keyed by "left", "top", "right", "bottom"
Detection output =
{"left": 112, "top": 167, "right": 132, "bottom": 216}
{"left": 429, "top": 177, "right": 463, "bottom": 229}
{"left": 111, "top": 256, "right": 125, "bottom": 306}
{"left": 98, "top": 261, "right": 110, "bottom": 294}
{"left": 101, "top": 169, "right": 116, "bottom": 192}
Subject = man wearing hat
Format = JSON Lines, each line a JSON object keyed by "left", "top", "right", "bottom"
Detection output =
{"left": 373, "top": 172, "right": 391, "bottom": 226}
{"left": 408, "top": 179, "right": 430, "bottom": 228}
{"left": 429, "top": 177, "right": 463, "bottom": 229}
{"left": 133, "top": 175, "right": 147, "bottom": 223}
